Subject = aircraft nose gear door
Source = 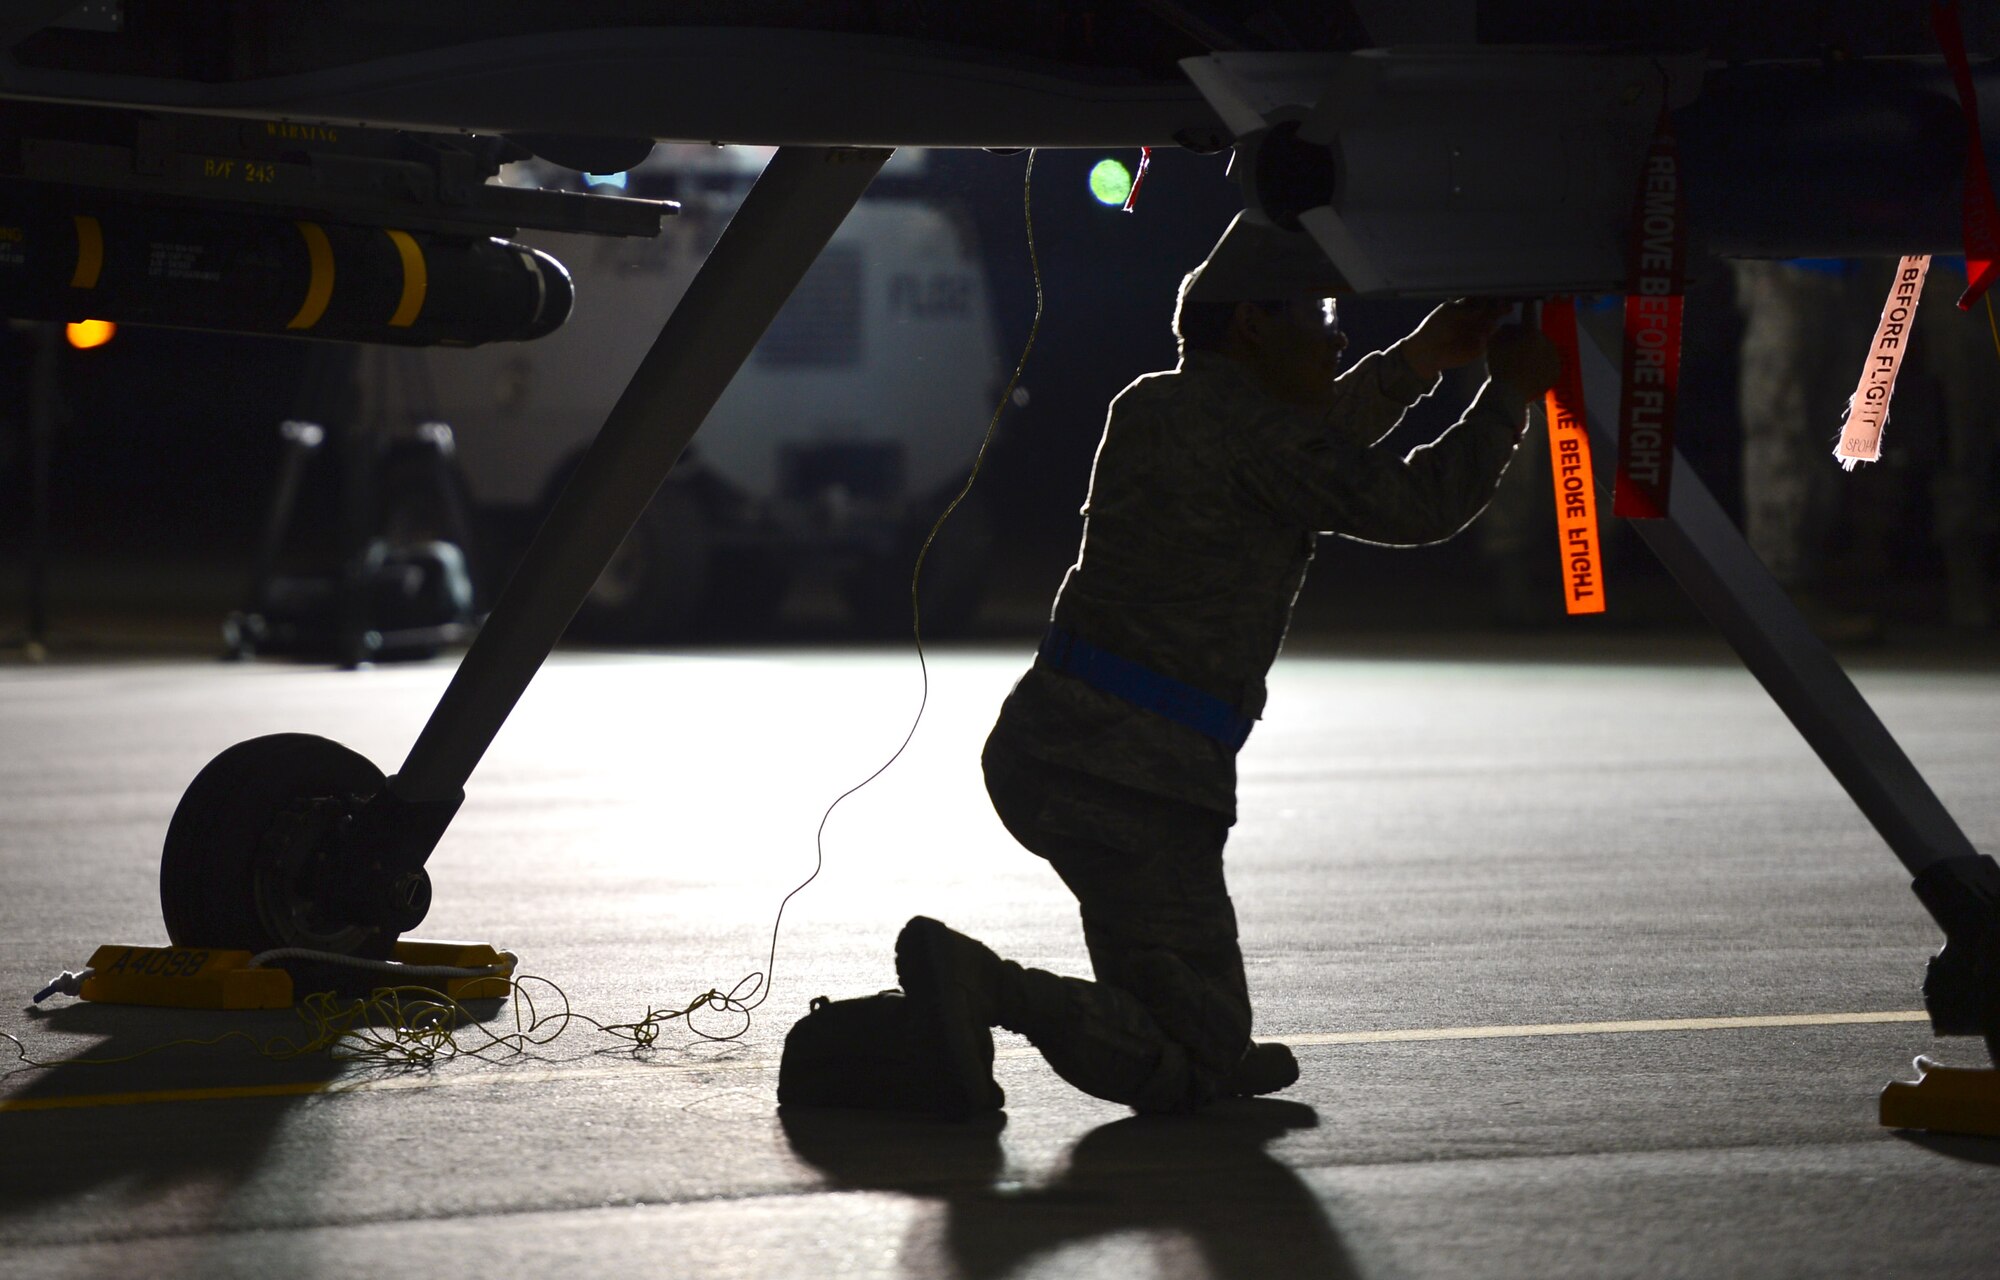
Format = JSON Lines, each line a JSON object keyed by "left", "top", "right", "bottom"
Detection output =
{"left": 162, "top": 147, "right": 892, "bottom": 955}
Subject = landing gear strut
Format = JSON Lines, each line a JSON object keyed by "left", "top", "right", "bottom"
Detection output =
{"left": 159, "top": 147, "right": 892, "bottom": 958}
{"left": 1567, "top": 325, "right": 2000, "bottom": 1068}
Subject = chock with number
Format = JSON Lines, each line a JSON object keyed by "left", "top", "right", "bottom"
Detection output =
{"left": 64, "top": 940, "right": 514, "bottom": 1009}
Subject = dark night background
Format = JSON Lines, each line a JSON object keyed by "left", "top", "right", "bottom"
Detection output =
{"left": 0, "top": 143, "right": 1985, "bottom": 651}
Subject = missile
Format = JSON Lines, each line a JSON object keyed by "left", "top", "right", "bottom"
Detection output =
{"left": 0, "top": 182, "right": 574, "bottom": 346}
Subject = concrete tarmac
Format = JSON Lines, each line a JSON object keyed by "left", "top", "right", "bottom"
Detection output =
{"left": 2, "top": 634, "right": 1997, "bottom": 1279}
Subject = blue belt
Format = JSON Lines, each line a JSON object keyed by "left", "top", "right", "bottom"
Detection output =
{"left": 1036, "top": 626, "right": 1254, "bottom": 752}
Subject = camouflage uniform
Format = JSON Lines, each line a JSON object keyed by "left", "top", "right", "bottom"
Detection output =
{"left": 982, "top": 344, "right": 1528, "bottom": 1111}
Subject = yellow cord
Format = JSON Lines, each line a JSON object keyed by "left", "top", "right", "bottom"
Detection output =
{"left": 3, "top": 973, "right": 743, "bottom": 1075}
{"left": 730, "top": 147, "right": 1046, "bottom": 1021}
{"left": 1985, "top": 291, "right": 1999, "bottom": 363}
{"left": 911, "top": 149, "right": 1047, "bottom": 647}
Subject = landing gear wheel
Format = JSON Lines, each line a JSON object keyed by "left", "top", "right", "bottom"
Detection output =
{"left": 160, "top": 733, "right": 398, "bottom": 958}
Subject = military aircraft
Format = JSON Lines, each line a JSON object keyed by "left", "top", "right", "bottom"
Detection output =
{"left": 2, "top": 3, "right": 1996, "bottom": 1101}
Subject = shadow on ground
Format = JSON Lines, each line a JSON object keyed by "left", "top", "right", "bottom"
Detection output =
{"left": 2, "top": 992, "right": 500, "bottom": 1233}
{"left": 1893, "top": 1130, "right": 2000, "bottom": 1167}
{"left": 781, "top": 1097, "right": 1358, "bottom": 1280}
{"left": 0, "top": 1000, "right": 350, "bottom": 1245}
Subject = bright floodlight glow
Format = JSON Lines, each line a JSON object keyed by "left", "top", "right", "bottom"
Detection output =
{"left": 583, "top": 170, "right": 630, "bottom": 190}
{"left": 1088, "top": 158, "right": 1132, "bottom": 207}
{"left": 66, "top": 319, "right": 115, "bottom": 349}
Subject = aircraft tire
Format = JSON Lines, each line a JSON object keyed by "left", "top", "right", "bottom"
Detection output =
{"left": 160, "top": 733, "right": 396, "bottom": 958}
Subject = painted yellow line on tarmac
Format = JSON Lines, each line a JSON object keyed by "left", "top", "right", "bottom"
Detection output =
{"left": 0, "top": 1010, "right": 1929, "bottom": 1113}
{"left": 1283, "top": 1009, "right": 1930, "bottom": 1047}
{"left": 1, "top": 1079, "right": 341, "bottom": 1113}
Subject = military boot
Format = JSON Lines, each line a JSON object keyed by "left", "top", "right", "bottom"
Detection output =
{"left": 1223, "top": 1041, "right": 1300, "bottom": 1097}
{"left": 896, "top": 916, "right": 1204, "bottom": 1114}
{"left": 893, "top": 916, "right": 1007, "bottom": 1116}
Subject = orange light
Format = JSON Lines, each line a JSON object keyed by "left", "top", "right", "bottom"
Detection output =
{"left": 66, "top": 319, "right": 116, "bottom": 350}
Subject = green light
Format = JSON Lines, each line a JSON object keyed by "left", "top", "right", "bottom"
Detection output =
{"left": 1088, "top": 158, "right": 1133, "bottom": 207}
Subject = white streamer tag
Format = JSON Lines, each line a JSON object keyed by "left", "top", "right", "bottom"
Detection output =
{"left": 1836, "top": 254, "right": 1930, "bottom": 470}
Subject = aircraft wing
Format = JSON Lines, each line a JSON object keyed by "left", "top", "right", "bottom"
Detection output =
{"left": 0, "top": 2, "right": 1993, "bottom": 333}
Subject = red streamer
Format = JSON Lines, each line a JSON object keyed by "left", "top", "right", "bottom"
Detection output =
{"left": 1932, "top": 1, "right": 2000, "bottom": 309}
{"left": 1613, "top": 117, "right": 1686, "bottom": 519}
{"left": 1120, "top": 146, "right": 1152, "bottom": 214}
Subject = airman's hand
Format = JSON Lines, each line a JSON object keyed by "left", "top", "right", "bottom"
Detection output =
{"left": 1485, "top": 324, "right": 1562, "bottom": 402}
{"left": 1397, "top": 299, "right": 1513, "bottom": 380}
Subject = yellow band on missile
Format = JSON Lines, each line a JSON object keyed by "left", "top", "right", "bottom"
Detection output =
{"left": 288, "top": 221, "right": 334, "bottom": 330}
{"left": 70, "top": 215, "right": 103, "bottom": 289}
{"left": 385, "top": 228, "right": 427, "bottom": 328}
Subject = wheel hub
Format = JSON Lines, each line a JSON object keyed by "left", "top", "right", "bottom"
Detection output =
{"left": 252, "top": 795, "right": 380, "bottom": 954}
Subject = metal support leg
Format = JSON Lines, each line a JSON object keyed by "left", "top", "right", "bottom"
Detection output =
{"left": 390, "top": 146, "right": 891, "bottom": 809}
{"left": 1574, "top": 327, "right": 2000, "bottom": 1051}
{"left": 1574, "top": 327, "right": 1977, "bottom": 875}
